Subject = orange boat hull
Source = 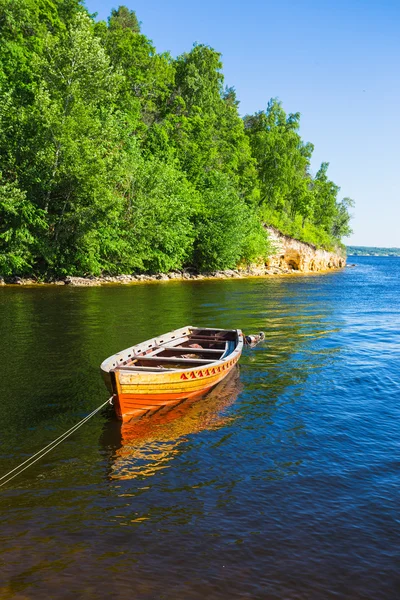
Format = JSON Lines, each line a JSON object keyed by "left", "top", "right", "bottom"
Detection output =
{"left": 113, "top": 355, "right": 240, "bottom": 422}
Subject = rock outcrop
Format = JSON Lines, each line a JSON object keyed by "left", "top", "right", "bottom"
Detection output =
{"left": 264, "top": 226, "right": 346, "bottom": 272}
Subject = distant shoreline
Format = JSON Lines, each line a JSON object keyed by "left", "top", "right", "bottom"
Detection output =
{"left": 347, "top": 246, "right": 400, "bottom": 257}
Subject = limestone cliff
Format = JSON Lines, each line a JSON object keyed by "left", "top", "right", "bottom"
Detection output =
{"left": 264, "top": 226, "right": 346, "bottom": 272}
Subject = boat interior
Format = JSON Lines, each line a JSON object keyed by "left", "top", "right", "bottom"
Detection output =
{"left": 114, "top": 328, "right": 238, "bottom": 372}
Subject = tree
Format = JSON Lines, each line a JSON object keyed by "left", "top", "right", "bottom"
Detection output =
{"left": 148, "top": 45, "right": 258, "bottom": 199}
{"left": 108, "top": 5, "right": 140, "bottom": 33}
{"left": 95, "top": 6, "right": 174, "bottom": 130}
{"left": 192, "top": 172, "right": 268, "bottom": 271}
{"left": 332, "top": 197, "right": 354, "bottom": 238}
{"left": 118, "top": 156, "right": 198, "bottom": 273}
{"left": 18, "top": 11, "right": 131, "bottom": 274}
{"left": 0, "top": 2, "right": 352, "bottom": 277}
{"left": 312, "top": 162, "right": 339, "bottom": 233}
{"left": 244, "top": 98, "right": 314, "bottom": 219}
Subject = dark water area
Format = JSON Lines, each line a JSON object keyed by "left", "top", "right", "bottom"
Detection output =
{"left": 1, "top": 256, "right": 399, "bottom": 599}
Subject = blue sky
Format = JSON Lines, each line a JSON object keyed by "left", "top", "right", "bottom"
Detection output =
{"left": 85, "top": 0, "right": 400, "bottom": 247}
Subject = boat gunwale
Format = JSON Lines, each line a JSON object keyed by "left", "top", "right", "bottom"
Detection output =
{"left": 101, "top": 326, "right": 243, "bottom": 377}
{"left": 115, "top": 357, "right": 226, "bottom": 373}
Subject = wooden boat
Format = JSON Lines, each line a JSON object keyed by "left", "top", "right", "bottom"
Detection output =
{"left": 101, "top": 326, "right": 244, "bottom": 423}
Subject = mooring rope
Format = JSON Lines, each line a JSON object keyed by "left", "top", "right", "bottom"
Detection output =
{"left": 0, "top": 397, "right": 113, "bottom": 488}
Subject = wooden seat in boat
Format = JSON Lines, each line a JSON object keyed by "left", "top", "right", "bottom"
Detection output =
{"left": 135, "top": 356, "right": 216, "bottom": 366}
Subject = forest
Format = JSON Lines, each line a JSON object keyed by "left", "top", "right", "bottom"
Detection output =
{"left": 0, "top": 1, "right": 354, "bottom": 277}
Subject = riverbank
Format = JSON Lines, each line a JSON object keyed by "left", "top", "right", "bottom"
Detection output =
{"left": 0, "top": 244, "right": 348, "bottom": 287}
{"left": 0, "top": 268, "right": 315, "bottom": 287}
{"left": 0, "top": 227, "right": 346, "bottom": 286}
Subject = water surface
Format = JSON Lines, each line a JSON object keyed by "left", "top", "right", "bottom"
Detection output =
{"left": 1, "top": 257, "right": 399, "bottom": 599}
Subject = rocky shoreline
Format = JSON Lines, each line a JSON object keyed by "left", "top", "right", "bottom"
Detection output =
{"left": 0, "top": 264, "right": 345, "bottom": 287}
{"left": 265, "top": 226, "right": 346, "bottom": 271}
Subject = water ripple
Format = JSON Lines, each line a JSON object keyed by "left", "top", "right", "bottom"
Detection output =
{"left": 0, "top": 257, "right": 399, "bottom": 598}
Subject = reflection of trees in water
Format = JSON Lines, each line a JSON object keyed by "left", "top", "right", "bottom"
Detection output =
{"left": 230, "top": 284, "right": 344, "bottom": 484}
{"left": 238, "top": 332, "right": 341, "bottom": 437}
{"left": 102, "top": 368, "right": 243, "bottom": 481}
{"left": 241, "top": 283, "right": 343, "bottom": 398}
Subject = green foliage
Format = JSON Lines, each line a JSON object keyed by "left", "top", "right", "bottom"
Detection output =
{"left": 262, "top": 207, "right": 338, "bottom": 250}
{"left": 146, "top": 45, "right": 258, "bottom": 199}
{"left": 239, "top": 209, "right": 272, "bottom": 265}
{"left": 0, "top": 0, "right": 82, "bottom": 102}
{"left": 23, "top": 11, "right": 128, "bottom": 274}
{"left": 245, "top": 100, "right": 354, "bottom": 248}
{"left": 109, "top": 6, "right": 140, "bottom": 33}
{"left": 0, "top": 2, "right": 353, "bottom": 278}
{"left": 118, "top": 156, "right": 198, "bottom": 273}
{"left": 95, "top": 6, "right": 174, "bottom": 130}
{"left": 193, "top": 172, "right": 269, "bottom": 271}
{"left": 332, "top": 197, "right": 354, "bottom": 238}
{"left": 244, "top": 99, "right": 314, "bottom": 215}
{"left": 0, "top": 175, "right": 46, "bottom": 274}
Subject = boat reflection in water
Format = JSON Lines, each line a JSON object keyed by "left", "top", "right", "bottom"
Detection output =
{"left": 106, "top": 367, "right": 243, "bottom": 481}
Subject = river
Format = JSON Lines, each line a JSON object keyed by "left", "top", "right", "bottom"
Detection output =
{"left": 0, "top": 256, "right": 399, "bottom": 599}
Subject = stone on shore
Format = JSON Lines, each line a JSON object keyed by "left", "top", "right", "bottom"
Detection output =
{"left": 64, "top": 276, "right": 101, "bottom": 286}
